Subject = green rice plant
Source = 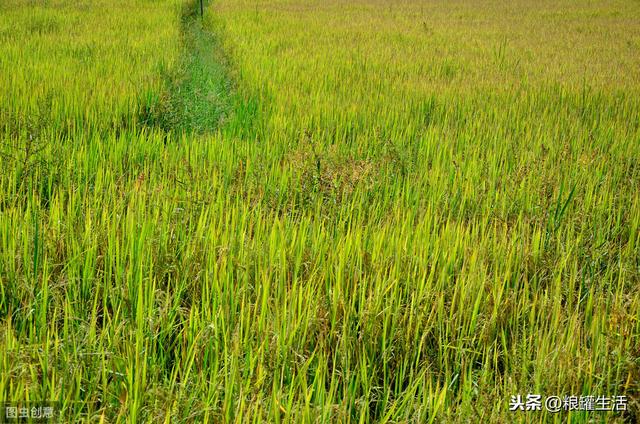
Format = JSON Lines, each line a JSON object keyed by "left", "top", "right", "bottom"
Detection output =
{"left": 0, "top": 0, "right": 639, "bottom": 422}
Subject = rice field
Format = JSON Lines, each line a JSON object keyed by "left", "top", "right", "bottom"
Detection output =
{"left": 1, "top": 0, "right": 639, "bottom": 422}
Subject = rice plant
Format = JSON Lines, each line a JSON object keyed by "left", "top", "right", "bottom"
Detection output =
{"left": 0, "top": 0, "right": 638, "bottom": 422}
